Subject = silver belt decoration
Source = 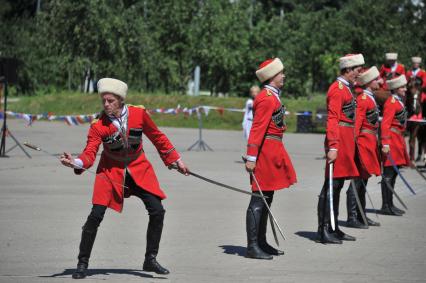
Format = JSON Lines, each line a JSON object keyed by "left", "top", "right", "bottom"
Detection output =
{"left": 360, "top": 128, "right": 377, "bottom": 135}
{"left": 390, "top": 127, "right": 403, "bottom": 135}
{"left": 338, "top": 121, "right": 354, "bottom": 128}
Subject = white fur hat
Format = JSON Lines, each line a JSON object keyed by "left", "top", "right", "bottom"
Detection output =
{"left": 357, "top": 66, "right": 380, "bottom": 86}
{"left": 385, "top": 53, "right": 398, "bottom": 60}
{"left": 387, "top": 75, "right": 407, "bottom": 90}
{"left": 412, "top": 57, "right": 422, "bottom": 64}
{"left": 97, "top": 78, "right": 128, "bottom": 100}
{"left": 339, "top": 54, "right": 365, "bottom": 70}
{"left": 255, "top": 58, "right": 284, "bottom": 83}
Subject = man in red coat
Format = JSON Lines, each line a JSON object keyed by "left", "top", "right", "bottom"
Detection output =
{"left": 406, "top": 57, "right": 426, "bottom": 85}
{"left": 379, "top": 52, "right": 405, "bottom": 90}
{"left": 60, "top": 78, "right": 188, "bottom": 279}
{"left": 406, "top": 56, "right": 426, "bottom": 117}
{"left": 346, "top": 66, "right": 382, "bottom": 229}
{"left": 380, "top": 75, "right": 410, "bottom": 216}
{"left": 244, "top": 58, "right": 297, "bottom": 259}
{"left": 317, "top": 54, "right": 364, "bottom": 244}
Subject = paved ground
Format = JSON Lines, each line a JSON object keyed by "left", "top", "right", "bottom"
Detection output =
{"left": 0, "top": 119, "right": 425, "bottom": 283}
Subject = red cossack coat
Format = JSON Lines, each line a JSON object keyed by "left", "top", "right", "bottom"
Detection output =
{"left": 246, "top": 87, "right": 297, "bottom": 191}
{"left": 74, "top": 105, "right": 180, "bottom": 212}
{"left": 354, "top": 91, "right": 381, "bottom": 178}
{"left": 324, "top": 79, "right": 359, "bottom": 179}
{"left": 379, "top": 63, "right": 406, "bottom": 90}
{"left": 380, "top": 95, "right": 410, "bottom": 167}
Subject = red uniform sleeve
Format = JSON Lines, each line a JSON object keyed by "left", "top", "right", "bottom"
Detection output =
{"left": 354, "top": 95, "right": 366, "bottom": 139}
{"left": 142, "top": 110, "right": 180, "bottom": 166}
{"left": 326, "top": 87, "right": 342, "bottom": 150}
{"left": 246, "top": 96, "right": 275, "bottom": 158}
{"left": 74, "top": 124, "right": 103, "bottom": 174}
{"left": 381, "top": 99, "right": 396, "bottom": 146}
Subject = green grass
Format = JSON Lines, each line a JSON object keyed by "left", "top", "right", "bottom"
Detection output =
{"left": 7, "top": 91, "right": 326, "bottom": 132}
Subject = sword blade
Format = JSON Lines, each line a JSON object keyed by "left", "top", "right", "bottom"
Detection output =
{"left": 388, "top": 153, "right": 416, "bottom": 195}
{"left": 350, "top": 179, "right": 368, "bottom": 226}
{"left": 383, "top": 178, "right": 408, "bottom": 210}
{"left": 360, "top": 179, "right": 379, "bottom": 219}
{"left": 185, "top": 170, "right": 265, "bottom": 199}
{"left": 251, "top": 172, "right": 286, "bottom": 242}
{"left": 329, "top": 163, "right": 335, "bottom": 231}
{"left": 23, "top": 142, "right": 132, "bottom": 191}
{"left": 269, "top": 214, "right": 279, "bottom": 247}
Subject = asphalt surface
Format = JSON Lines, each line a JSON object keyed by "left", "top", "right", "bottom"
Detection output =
{"left": 0, "top": 119, "right": 425, "bottom": 283}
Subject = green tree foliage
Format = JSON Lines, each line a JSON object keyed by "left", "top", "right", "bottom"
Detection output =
{"left": 1, "top": 0, "right": 425, "bottom": 96}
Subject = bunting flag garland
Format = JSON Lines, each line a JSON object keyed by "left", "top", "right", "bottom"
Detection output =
{"left": 1, "top": 104, "right": 257, "bottom": 126}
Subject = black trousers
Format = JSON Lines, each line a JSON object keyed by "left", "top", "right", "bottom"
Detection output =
{"left": 247, "top": 191, "right": 274, "bottom": 211}
{"left": 381, "top": 166, "right": 398, "bottom": 208}
{"left": 317, "top": 178, "right": 345, "bottom": 230}
{"left": 246, "top": 191, "right": 275, "bottom": 245}
{"left": 77, "top": 172, "right": 165, "bottom": 264}
{"left": 346, "top": 178, "right": 368, "bottom": 221}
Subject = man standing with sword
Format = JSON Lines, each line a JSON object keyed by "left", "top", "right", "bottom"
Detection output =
{"left": 346, "top": 66, "right": 382, "bottom": 228}
{"left": 60, "top": 78, "right": 189, "bottom": 279}
{"left": 244, "top": 58, "right": 297, "bottom": 259}
{"left": 380, "top": 75, "right": 411, "bottom": 216}
{"left": 317, "top": 54, "right": 364, "bottom": 244}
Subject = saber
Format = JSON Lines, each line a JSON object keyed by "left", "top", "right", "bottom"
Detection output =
{"left": 382, "top": 178, "right": 408, "bottom": 210}
{"left": 250, "top": 172, "right": 286, "bottom": 242}
{"left": 269, "top": 213, "right": 279, "bottom": 247}
{"left": 388, "top": 153, "right": 416, "bottom": 195}
{"left": 170, "top": 165, "right": 265, "bottom": 199}
{"left": 350, "top": 179, "right": 368, "bottom": 226}
{"left": 360, "top": 179, "right": 379, "bottom": 219}
{"left": 329, "top": 163, "right": 335, "bottom": 231}
{"left": 23, "top": 142, "right": 132, "bottom": 191}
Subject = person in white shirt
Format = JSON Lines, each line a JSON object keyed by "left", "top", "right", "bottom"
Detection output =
{"left": 242, "top": 85, "right": 260, "bottom": 140}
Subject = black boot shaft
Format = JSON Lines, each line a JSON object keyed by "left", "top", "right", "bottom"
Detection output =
{"left": 246, "top": 201, "right": 273, "bottom": 260}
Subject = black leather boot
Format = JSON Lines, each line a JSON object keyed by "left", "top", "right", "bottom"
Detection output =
{"left": 258, "top": 208, "right": 284, "bottom": 255}
{"left": 346, "top": 183, "right": 368, "bottom": 229}
{"left": 143, "top": 214, "right": 170, "bottom": 274}
{"left": 334, "top": 189, "right": 355, "bottom": 241}
{"left": 317, "top": 185, "right": 342, "bottom": 244}
{"left": 73, "top": 209, "right": 104, "bottom": 280}
{"left": 72, "top": 262, "right": 88, "bottom": 280}
{"left": 380, "top": 176, "right": 402, "bottom": 216}
{"left": 389, "top": 175, "right": 405, "bottom": 215}
{"left": 246, "top": 205, "right": 273, "bottom": 259}
{"left": 355, "top": 182, "right": 380, "bottom": 226}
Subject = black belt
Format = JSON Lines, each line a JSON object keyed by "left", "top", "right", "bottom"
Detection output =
{"left": 103, "top": 150, "right": 142, "bottom": 163}
{"left": 265, "top": 134, "right": 282, "bottom": 141}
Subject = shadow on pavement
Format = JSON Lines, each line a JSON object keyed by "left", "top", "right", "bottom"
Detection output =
{"left": 219, "top": 245, "right": 246, "bottom": 257}
{"left": 40, "top": 268, "right": 167, "bottom": 279}
{"left": 294, "top": 231, "right": 318, "bottom": 242}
